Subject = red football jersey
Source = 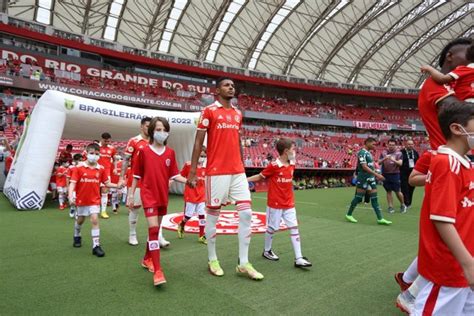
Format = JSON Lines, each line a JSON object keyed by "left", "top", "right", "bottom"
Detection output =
{"left": 133, "top": 145, "right": 179, "bottom": 209}
{"left": 110, "top": 161, "right": 122, "bottom": 184}
{"left": 197, "top": 101, "right": 244, "bottom": 176}
{"left": 448, "top": 63, "right": 474, "bottom": 101}
{"left": 70, "top": 163, "right": 109, "bottom": 206}
{"left": 180, "top": 162, "right": 205, "bottom": 203}
{"left": 414, "top": 151, "right": 433, "bottom": 175}
{"left": 65, "top": 164, "right": 76, "bottom": 179}
{"left": 260, "top": 159, "right": 295, "bottom": 209}
{"left": 125, "top": 135, "right": 148, "bottom": 188}
{"left": 55, "top": 166, "right": 68, "bottom": 187}
{"left": 98, "top": 144, "right": 117, "bottom": 170}
{"left": 418, "top": 77, "right": 454, "bottom": 150}
{"left": 418, "top": 146, "right": 474, "bottom": 287}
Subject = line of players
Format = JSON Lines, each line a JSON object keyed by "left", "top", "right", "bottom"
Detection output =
{"left": 60, "top": 77, "right": 312, "bottom": 287}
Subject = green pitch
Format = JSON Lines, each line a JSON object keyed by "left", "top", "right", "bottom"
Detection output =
{"left": 0, "top": 187, "right": 421, "bottom": 315}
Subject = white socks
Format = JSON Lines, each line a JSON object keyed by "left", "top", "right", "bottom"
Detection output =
{"left": 238, "top": 208, "right": 252, "bottom": 265}
{"left": 74, "top": 221, "right": 82, "bottom": 237}
{"left": 205, "top": 212, "right": 219, "bottom": 261}
{"left": 129, "top": 209, "right": 138, "bottom": 237}
{"left": 403, "top": 257, "right": 418, "bottom": 284}
{"left": 100, "top": 193, "right": 107, "bottom": 212}
{"left": 264, "top": 227, "right": 275, "bottom": 252}
{"left": 290, "top": 227, "right": 302, "bottom": 259}
{"left": 91, "top": 228, "right": 100, "bottom": 248}
{"left": 58, "top": 193, "right": 65, "bottom": 206}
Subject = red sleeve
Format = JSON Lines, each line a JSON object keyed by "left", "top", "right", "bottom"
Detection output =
{"left": 423, "top": 78, "right": 455, "bottom": 105}
{"left": 448, "top": 65, "right": 472, "bottom": 80}
{"left": 180, "top": 163, "right": 190, "bottom": 177}
{"left": 125, "top": 138, "right": 135, "bottom": 156}
{"left": 429, "top": 156, "right": 461, "bottom": 223}
{"left": 100, "top": 167, "right": 108, "bottom": 184}
{"left": 71, "top": 167, "right": 79, "bottom": 183}
{"left": 414, "top": 152, "right": 431, "bottom": 174}
{"left": 260, "top": 163, "right": 275, "bottom": 178}
{"left": 197, "top": 107, "right": 211, "bottom": 130}
{"left": 133, "top": 149, "right": 144, "bottom": 179}
{"left": 169, "top": 151, "right": 179, "bottom": 179}
{"left": 112, "top": 146, "right": 117, "bottom": 157}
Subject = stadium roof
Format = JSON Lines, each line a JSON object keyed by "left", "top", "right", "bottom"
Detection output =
{"left": 7, "top": 0, "right": 473, "bottom": 88}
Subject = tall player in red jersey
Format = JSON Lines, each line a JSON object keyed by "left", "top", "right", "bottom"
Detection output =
{"left": 119, "top": 117, "right": 170, "bottom": 247}
{"left": 129, "top": 117, "right": 187, "bottom": 286}
{"left": 418, "top": 38, "right": 471, "bottom": 150}
{"left": 188, "top": 77, "right": 264, "bottom": 281}
{"left": 98, "top": 132, "right": 117, "bottom": 219}
{"left": 247, "top": 138, "right": 311, "bottom": 268}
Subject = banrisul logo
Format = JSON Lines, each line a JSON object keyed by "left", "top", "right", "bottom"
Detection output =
{"left": 64, "top": 99, "right": 75, "bottom": 110}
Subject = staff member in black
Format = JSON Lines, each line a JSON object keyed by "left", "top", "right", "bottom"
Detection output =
{"left": 400, "top": 139, "right": 419, "bottom": 208}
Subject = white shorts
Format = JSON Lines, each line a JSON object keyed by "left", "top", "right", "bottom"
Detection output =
{"left": 266, "top": 207, "right": 298, "bottom": 231}
{"left": 413, "top": 276, "right": 474, "bottom": 316}
{"left": 50, "top": 183, "right": 57, "bottom": 190}
{"left": 57, "top": 186, "right": 67, "bottom": 194}
{"left": 76, "top": 205, "right": 100, "bottom": 217}
{"left": 205, "top": 173, "right": 251, "bottom": 207}
{"left": 109, "top": 187, "right": 118, "bottom": 193}
{"left": 184, "top": 202, "right": 206, "bottom": 218}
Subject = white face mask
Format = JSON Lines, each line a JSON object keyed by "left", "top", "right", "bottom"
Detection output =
{"left": 87, "top": 154, "right": 100, "bottom": 164}
{"left": 460, "top": 126, "right": 474, "bottom": 149}
{"left": 287, "top": 150, "right": 296, "bottom": 161}
{"left": 198, "top": 157, "right": 206, "bottom": 164}
{"left": 153, "top": 131, "right": 169, "bottom": 145}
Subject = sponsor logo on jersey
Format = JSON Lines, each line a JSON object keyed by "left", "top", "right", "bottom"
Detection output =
{"left": 218, "top": 115, "right": 224, "bottom": 120}
{"left": 161, "top": 211, "right": 288, "bottom": 235}
{"left": 277, "top": 177, "right": 293, "bottom": 183}
{"left": 461, "top": 196, "right": 474, "bottom": 208}
{"left": 216, "top": 122, "right": 239, "bottom": 130}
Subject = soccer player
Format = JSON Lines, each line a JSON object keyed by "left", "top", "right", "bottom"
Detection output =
{"left": 109, "top": 154, "right": 122, "bottom": 214}
{"left": 421, "top": 43, "right": 473, "bottom": 102}
{"left": 69, "top": 143, "right": 121, "bottom": 257}
{"left": 247, "top": 138, "right": 312, "bottom": 268}
{"left": 119, "top": 117, "right": 171, "bottom": 247}
{"left": 98, "top": 132, "right": 117, "bottom": 219}
{"left": 187, "top": 77, "right": 264, "bottom": 280}
{"left": 176, "top": 148, "right": 207, "bottom": 244}
{"left": 66, "top": 153, "right": 84, "bottom": 218}
{"left": 55, "top": 161, "right": 69, "bottom": 210}
{"left": 345, "top": 137, "right": 392, "bottom": 225}
{"left": 49, "top": 163, "right": 58, "bottom": 201}
{"left": 418, "top": 38, "right": 471, "bottom": 150}
{"left": 128, "top": 117, "right": 187, "bottom": 286}
{"left": 413, "top": 102, "right": 474, "bottom": 315}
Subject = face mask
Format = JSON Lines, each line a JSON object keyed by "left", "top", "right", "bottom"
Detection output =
{"left": 87, "top": 154, "right": 99, "bottom": 164}
{"left": 287, "top": 150, "right": 296, "bottom": 161}
{"left": 153, "top": 131, "right": 168, "bottom": 145}
{"left": 198, "top": 157, "right": 206, "bottom": 164}
{"left": 460, "top": 126, "right": 474, "bottom": 149}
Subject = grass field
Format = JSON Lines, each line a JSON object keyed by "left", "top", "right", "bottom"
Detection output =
{"left": 0, "top": 187, "right": 422, "bottom": 315}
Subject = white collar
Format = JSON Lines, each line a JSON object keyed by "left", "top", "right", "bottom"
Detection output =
{"left": 276, "top": 158, "right": 295, "bottom": 167}
{"left": 437, "top": 145, "right": 471, "bottom": 169}
{"left": 467, "top": 63, "right": 474, "bottom": 68}
{"left": 149, "top": 144, "right": 166, "bottom": 156}
{"left": 215, "top": 100, "right": 236, "bottom": 109}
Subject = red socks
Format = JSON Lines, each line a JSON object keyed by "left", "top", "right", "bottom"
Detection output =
{"left": 198, "top": 214, "right": 205, "bottom": 237}
{"left": 147, "top": 226, "right": 160, "bottom": 272}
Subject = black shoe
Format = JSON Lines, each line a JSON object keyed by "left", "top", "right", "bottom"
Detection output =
{"left": 294, "top": 256, "right": 312, "bottom": 268}
{"left": 92, "top": 245, "right": 105, "bottom": 257}
{"left": 73, "top": 236, "right": 82, "bottom": 248}
{"left": 262, "top": 249, "right": 279, "bottom": 261}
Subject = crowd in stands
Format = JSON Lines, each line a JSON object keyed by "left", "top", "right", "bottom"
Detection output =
{"left": 0, "top": 56, "right": 422, "bottom": 126}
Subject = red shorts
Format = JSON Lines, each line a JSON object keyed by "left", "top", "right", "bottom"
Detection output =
{"left": 144, "top": 206, "right": 167, "bottom": 217}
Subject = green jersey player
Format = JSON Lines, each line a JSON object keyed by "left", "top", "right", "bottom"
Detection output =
{"left": 346, "top": 137, "right": 392, "bottom": 225}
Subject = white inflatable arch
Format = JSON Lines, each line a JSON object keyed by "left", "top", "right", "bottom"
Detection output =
{"left": 4, "top": 90, "right": 200, "bottom": 210}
